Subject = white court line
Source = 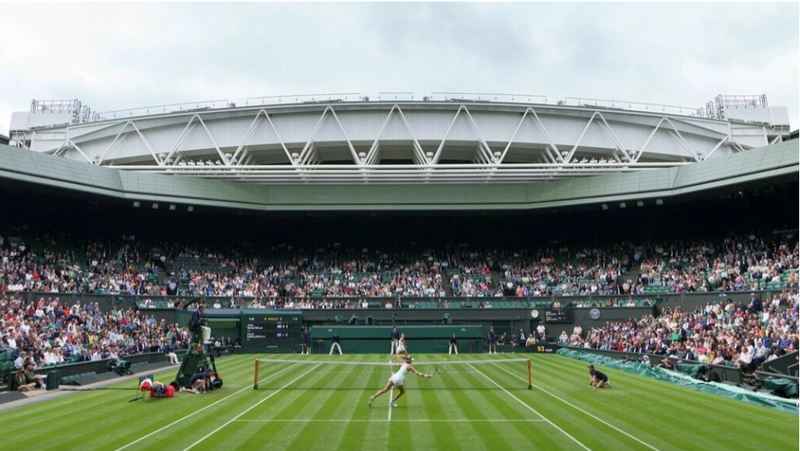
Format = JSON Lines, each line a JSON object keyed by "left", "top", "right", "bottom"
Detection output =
{"left": 388, "top": 385, "right": 394, "bottom": 422}
{"left": 113, "top": 363, "right": 300, "bottom": 451}
{"left": 468, "top": 363, "right": 593, "bottom": 451}
{"left": 235, "top": 419, "right": 547, "bottom": 423}
{"left": 181, "top": 364, "right": 321, "bottom": 451}
{"left": 491, "top": 363, "right": 662, "bottom": 451}
{"left": 386, "top": 361, "right": 394, "bottom": 421}
{"left": 387, "top": 361, "right": 395, "bottom": 421}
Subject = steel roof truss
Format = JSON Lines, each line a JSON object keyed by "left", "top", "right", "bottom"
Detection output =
{"left": 663, "top": 117, "right": 699, "bottom": 162}
{"left": 97, "top": 121, "right": 134, "bottom": 165}
{"left": 129, "top": 121, "right": 160, "bottom": 166}
{"left": 163, "top": 118, "right": 200, "bottom": 166}
{"left": 564, "top": 111, "right": 601, "bottom": 165}
{"left": 365, "top": 105, "right": 427, "bottom": 166}
{"left": 195, "top": 115, "right": 229, "bottom": 165}
{"left": 595, "top": 112, "right": 633, "bottom": 163}
{"left": 66, "top": 139, "right": 93, "bottom": 164}
{"left": 432, "top": 105, "right": 493, "bottom": 165}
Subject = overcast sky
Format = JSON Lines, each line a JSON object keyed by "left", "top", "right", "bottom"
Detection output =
{"left": 1, "top": 2, "right": 797, "bottom": 136}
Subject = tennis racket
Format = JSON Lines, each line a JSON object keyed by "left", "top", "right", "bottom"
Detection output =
{"left": 432, "top": 365, "right": 448, "bottom": 376}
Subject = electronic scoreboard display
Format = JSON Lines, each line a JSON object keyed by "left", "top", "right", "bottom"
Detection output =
{"left": 544, "top": 308, "right": 573, "bottom": 323}
{"left": 240, "top": 310, "right": 303, "bottom": 353}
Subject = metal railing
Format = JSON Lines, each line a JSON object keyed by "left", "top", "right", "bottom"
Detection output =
{"left": 245, "top": 93, "right": 363, "bottom": 106}
{"left": 377, "top": 91, "right": 415, "bottom": 101}
{"left": 562, "top": 97, "right": 701, "bottom": 117}
{"left": 95, "top": 99, "right": 231, "bottom": 121}
{"left": 32, "top": 92, "right": 760, "bottom": 127}
{"left": 430, "top": 92, "right": 547, "bottom": 103}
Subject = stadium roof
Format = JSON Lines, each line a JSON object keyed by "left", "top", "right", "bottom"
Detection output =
{"left": 0, "top": 139, "right": 796, "bottom": 212}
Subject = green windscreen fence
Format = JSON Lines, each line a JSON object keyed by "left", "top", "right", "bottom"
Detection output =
{"left": 309, "top": 325, "right": 484, "bottom": 354}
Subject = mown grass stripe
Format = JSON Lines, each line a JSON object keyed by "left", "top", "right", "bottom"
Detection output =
{"left": 427, "top": 376, "right": 476, "bottom": 451}
{"left": 110, "top": 360, "right": 301, "bottom": 451}
{"left": 494, "top": 361, "right": 665, "bottom": 451}
{"left": 338, "top": 370, "right": 374, "bottom": 451}
{"left": 181, "top": 363, "right": 321, "bottom": 451}
{"left": 449, "top": 360, "right": 544, "bottom": 449}
{"left": 508, "top": 355, "right": 797, "bottom": 451}
{"left": 468, "top": 362, "right": 594, "bottom": 451}
{"left": 1, "top": 354, "right": 795, "bottom": 451}
{"left": 280, "top": 362, "right": 366, "bottom": 450}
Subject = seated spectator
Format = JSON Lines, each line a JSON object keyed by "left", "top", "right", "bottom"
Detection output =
{"left": 497, "top": 332, "right": 507, "bottom": 345}
{"left": 14, "top": 365, "right": 43, "bottom": 392}
{"left": 525, "top": 334, "right": 536, "bottom": 347}
{"left": 164, "top": 342, "right": 179, "bottom": 365}
{"left": 657, "top": 358, "right": 675, "bottom": 370}
{"left": 517, "top": 329, "right": 526, "bottom": 347}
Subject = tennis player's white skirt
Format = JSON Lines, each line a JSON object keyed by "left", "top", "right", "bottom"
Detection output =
{"left": 390, "top": 375, "right": 405, "bottom": 387}
{"left": 396, "top": 343, "right": 407, "bottom": 353}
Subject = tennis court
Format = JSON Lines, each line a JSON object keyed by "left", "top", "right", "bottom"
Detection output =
{"left": 0, "top": 354, "right": 796, "bottom": 451}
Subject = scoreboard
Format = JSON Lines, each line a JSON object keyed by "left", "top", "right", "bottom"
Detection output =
{"left": 240, "top": 310, "right": 303, "bottom": 353}
{"left": 544, "top": 308, "right": 573, "bottom": 323}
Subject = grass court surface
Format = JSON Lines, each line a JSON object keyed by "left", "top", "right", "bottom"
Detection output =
{"left": 0, "top": 353, "right": 796, "bottom": 451}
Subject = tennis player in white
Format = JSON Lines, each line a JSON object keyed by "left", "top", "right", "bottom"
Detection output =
{"left": 369, "top": 356, "right": 430, "bottom": 407}
{"left": 390, "top": 333, "right": 409, "bottom": 363}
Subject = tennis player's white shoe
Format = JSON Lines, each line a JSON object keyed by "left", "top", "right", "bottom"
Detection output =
{"left": 368, "top": 396, "right": 374, "bottom": 406}
{"left": 389, "top": 402, "right": 398, "bottom": 408}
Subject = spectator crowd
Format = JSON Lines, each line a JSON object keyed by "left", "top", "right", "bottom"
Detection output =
{"left": 1, "top": 225, "right": 796, "bottom": 389}
{"left": 2, "top": 228, "right": 796, "bottom": 306}
{"left": 0, "top": 293, "right": 190, "bottom": 377}
{"left": 569, "top": 291, "right": 798, "bottom": 371}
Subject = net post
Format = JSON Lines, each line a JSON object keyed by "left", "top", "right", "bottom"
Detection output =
{"left": 527, "top": 359, "right": 532, "bottom": 390}
{"left": 254, "top": 359, "right": 259, "bottom": 390}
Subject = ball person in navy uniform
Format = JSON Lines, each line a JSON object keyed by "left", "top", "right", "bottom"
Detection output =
{"left": 487, "top": 327, "right": 497, "bottom": 354}
{"left": 301, "top": 326, "right": 311, "bottom": 355}
{"left": 389, "top": 326, "right": 400, "bottom": 355}
{"left": 329, "top": 330, "right": 343, "bottom": 355}
{"left": 588, "top": 364, "right": 611, "bottom": 388}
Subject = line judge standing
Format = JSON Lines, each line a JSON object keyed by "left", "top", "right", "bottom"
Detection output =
{"left": 301, "top": 326, "right": 311, "bottom": 355}
{"left": 389, "top": 326, "right": 400, "bottom": 355}
{"left": 329, "top": 330, "right": 343, "bottom": 355}
{"left": 449, "top": 333, "right": 458, "bottom": 355}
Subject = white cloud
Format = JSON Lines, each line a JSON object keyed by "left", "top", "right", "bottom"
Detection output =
{"left": 0, "top": 2, "right": 797, "bottom": 136}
